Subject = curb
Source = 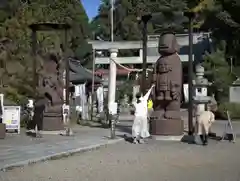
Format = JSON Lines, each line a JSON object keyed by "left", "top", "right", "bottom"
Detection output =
{"left": 0, "top": 138, "right": 124, "bottom": 172}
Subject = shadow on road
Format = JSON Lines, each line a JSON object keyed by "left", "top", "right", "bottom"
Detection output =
{"left": 117, "top": 134, "right": 134, "bottom": 143}
{"left": 181, "top": 135, "right": 196, "bottom": 144}
{"left": 116, "top": 124, "right": 132, "bottom": 134}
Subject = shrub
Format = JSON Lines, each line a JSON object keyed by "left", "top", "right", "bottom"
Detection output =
{"left": 203, "top": 48, "right": 235, "bottom": 103}
{"left": 216, "top": 102, "right": 240, "bottom": 120}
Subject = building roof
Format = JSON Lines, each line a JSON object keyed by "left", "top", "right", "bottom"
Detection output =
{"left": 69, "top": 58, "right": 102, "bottom": 84}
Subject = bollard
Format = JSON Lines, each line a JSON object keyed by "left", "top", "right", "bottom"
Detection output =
{"left": 110, "top": 119, "right": 115, "bottom": 139}
{"left": 110, "top": 114, "right": 117, "bottom": 139}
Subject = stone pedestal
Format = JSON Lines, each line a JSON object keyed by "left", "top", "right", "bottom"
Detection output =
{"left": 33, "top": 100, "right": 64, "bottom": 131}
{"left": 150, "top": 118, "right": 183, "bottom": 136}
{"left": 0, "top": 123, "right": 6, "bottom": 139}
{"left": 42, "top": 116, "right": 64, "bottom": 131}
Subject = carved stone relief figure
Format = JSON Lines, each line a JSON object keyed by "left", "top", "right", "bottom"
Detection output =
{"left": 150, "top": 33, "right": 183, "bottom": 136}
{"left": 33, "top": 53, "right": 64, "bottom": 131}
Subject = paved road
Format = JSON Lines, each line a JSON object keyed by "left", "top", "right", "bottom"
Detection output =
{"left": 1, "top": 138, "right": 240, "bottom": 181}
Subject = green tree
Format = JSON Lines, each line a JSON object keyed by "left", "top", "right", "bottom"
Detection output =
{"left": 203, "top": 41, "right": 234, "bottom": 103}
{"left": 0, "top": 0, "right": 91, "bottom": 103}
{"left": 149, "top": 0, "right": 187, "bottom": 33}
{"left": 91, "top": 0, "right": 188, "bottom": 41}
{"left": 186, "top": 0, "right": 216, "bottom": 29}
{"left": 197, "top": 0, "right": 240, "bottom": 60}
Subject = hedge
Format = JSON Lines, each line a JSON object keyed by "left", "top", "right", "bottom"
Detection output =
{"left": 216, "top": 102, "right": 240, "bottom": 120}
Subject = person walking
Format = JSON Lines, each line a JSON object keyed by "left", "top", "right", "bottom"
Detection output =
{"left": 132, "top": 85, "right": 154, "bottom": 144}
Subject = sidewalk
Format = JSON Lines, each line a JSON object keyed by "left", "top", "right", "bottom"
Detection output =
{"left": 0, "top": 125, "right": 125, "bottom": 171}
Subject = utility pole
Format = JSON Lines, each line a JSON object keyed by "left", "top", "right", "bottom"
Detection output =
{"left": 91, "top": 49, "right": 95, "bottom": 121}
{"left": 141, "top": 14, "right": 152, "bottom": 95}
{"left": 32, "top": 31, "right": 37, "bottom": 98}
{"left": 31, "top": 30, "right": 39, "bottom": 136}
{"left": 111, "top": 0, "right": 114, "bottom": 42}
{"left": 184, "top": 11, "right": 195, "bottom": 135}
{"left": 64, "top": 29, "right": 70, "bottom": 107}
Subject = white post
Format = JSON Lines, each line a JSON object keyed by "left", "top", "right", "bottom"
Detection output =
{"left": 108, "top": 49, "right": 118, "bottom": 109}
{"left": 108, "top": 48, "right": 118, "bottom": 139}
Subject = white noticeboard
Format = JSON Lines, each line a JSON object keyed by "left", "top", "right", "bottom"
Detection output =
{"left": 3, "top": 106, "right": 21, "bottom": 134}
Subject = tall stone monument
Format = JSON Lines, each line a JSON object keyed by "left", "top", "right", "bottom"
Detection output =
{"left": 29, "top": 23, "right": 70, "bottom": 133}
{"left": 33, "top": 53, "right": 64, "bottom": 131}
{"left": 150, "top": 32, "right": 183, "bottom": 136}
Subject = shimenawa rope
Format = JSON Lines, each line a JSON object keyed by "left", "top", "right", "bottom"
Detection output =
{"left": 110, "top": 57, "right": 153, "bottom": 72}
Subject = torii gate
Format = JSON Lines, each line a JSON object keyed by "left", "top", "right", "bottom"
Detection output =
{"left": 89, "top": 33, "right": 209, "bottom": 110}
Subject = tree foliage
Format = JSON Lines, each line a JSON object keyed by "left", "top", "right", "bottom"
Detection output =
{"left": 196, "top": 0, "right": 240, "bottom": 59}
{"left": 0, "top": 0, "right": 91, "bottom": 103}
{"left": 91, "top": 0, "right": 188, "bottom": 41}
{"left": 203, "top": 41, "right": 234, "bottom": 103}
{"left": 91, "top": 0, "right": 240, "bottom": 103}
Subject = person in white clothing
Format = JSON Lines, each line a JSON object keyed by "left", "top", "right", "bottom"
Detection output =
{"left": 132, "top": 85, "right": 154, "bottom": 144}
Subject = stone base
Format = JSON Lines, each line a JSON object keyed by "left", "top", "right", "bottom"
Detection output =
{"left": 0, "top": 123, "right": 6, "bottom": 139}
{"left": 150, "top": 118, "right": 183, "bottom": 136}
{"left": 152, "top": 135, "right": 184, "bottom": 141}
{"left": 41, "top": 116, "right": 64, "bottom": 131}
{"left": 59, "top": 128, "right": 74, "bottom": 136}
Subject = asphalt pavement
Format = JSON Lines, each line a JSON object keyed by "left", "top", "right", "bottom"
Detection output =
{"left": 1, "top": 111, "right": 240, "bottom": 181}
{"left": 1, "top": 137, "right": 240, "bottom": 181}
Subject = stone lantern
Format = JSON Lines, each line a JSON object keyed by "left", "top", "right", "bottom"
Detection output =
{"left": 193, "top": 64, "right": 212, "bottom": 116}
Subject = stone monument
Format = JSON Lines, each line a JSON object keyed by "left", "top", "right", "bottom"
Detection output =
{"left": 29, "top": 23, "right": 70, "bottom": 133}
{"left": 33, "top": 53, "right": 64, "bottom": 131}
{"left": 150, "top": 32, "right": 183, "bottom": 136}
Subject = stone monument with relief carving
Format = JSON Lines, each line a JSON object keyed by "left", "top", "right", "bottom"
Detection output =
{"left": 150, "top": 32, "right": 183, "bottom": 136}
{"left": 33, "top": 53, "right": 64, "bottom": 131}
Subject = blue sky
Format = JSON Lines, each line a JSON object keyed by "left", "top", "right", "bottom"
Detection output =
{"left": 82, "top": 0, "right": 101, "bottom": 20}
